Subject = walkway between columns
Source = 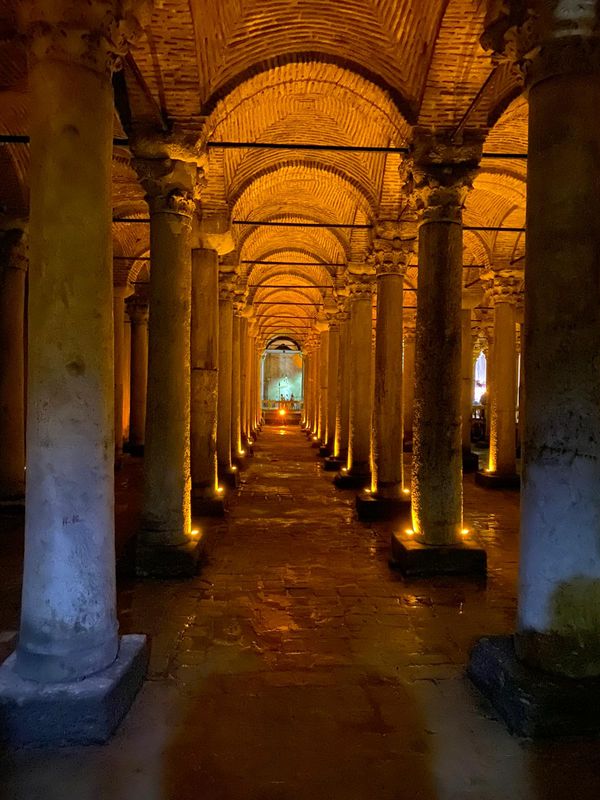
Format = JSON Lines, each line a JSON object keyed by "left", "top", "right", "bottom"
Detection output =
{"left": 1, "top": 427, "right": 600, "bottom": 798}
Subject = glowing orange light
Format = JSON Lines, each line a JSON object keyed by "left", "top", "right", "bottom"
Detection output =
{"left": 279, "top": 430, "right": 285, "bottom": 436}
{"left": 312, "top": 435, "right": 318, "bottom": 441}
{"left": 365, "top": 488, "right": 372, "bottom": 494}
{"left": 278, "top": 409, "right": 286, "bottom": 417}
{"left": 217, "top": 486, "right": 224, "bottom": 494}
{"left": 232, "top": 465, "right": 238, "bottom": 472}
{"left": 190, "top": 528, "right": 200, "bottom": 538}
{"left": 402, "top": 488, "right": 410, "bottom": 495}
{"left": 461, "top": 528, "right": 470, "bottom": 536}
{"left": 341, "top": 467, "right": 347, "bottom": 473}
{"left": 405, "top": 529, "right": 415, "bottom": 537}
{"left": 239, "top": 449, "right": 246, "bottom": 456}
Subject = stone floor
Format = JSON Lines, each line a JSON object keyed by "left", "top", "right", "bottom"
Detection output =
{"left": 1, "top": 424, "right": 600, "bottom": 800}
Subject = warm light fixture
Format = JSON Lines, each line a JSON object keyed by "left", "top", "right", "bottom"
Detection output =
{"left": 279, "top": 409, "right": 286, "bottom": 417}
{"left": 341, "top": 467, "right": 347, "bottom": 473}
{"left": 232, "top": 465, "right": 238, "bottom": 471}
{"left": 365, "top": 488, "right": 371, "bottom": 494}
{"left": 312, "top": 435, "right": 318, "bottom": 441}
{"left": 461, "top": 528, "right": 469, "bottom": 536}
{"left": 402, "top": 488, "right": 410, "bottom": 495}
{"left": 217, "top": 486, "right": 224, "bottom": 494}
{"left": 279, "top": 430, "right": 285, "bottom": 436}
{"left": 190, "top": 528, "right": 200, "bottom": 538}
{"left": 239, "top": 449, "right": 246, "bottom": 456}
{"left": 405, "top": 529, "right": 414, "bottom": 537}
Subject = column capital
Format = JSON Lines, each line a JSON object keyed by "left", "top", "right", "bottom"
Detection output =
{"left": 218, "top": 272, "right": 237, "bottom": 301}
{"left": 481, "top": 0, "right": 600, "bottom": 86}
{"left": 347, "top": 271, "right": 375, "bottom": 299}
{"left": 126, "top": 295, "right": 149, "bottom": 324}
{"left": 402, "top": 132, "right": 483, "bottom": 222}
{"left": 482, "top": 268, "right": 524, "bottom": 305}
{"left": 18, "top": 0, "right": 152, "bottom": 79}
{"left": 133, "top": 157, "right": 200, "bottom": 219}
{"left": 403, "top": 311, "right": 416, "bottom": 342}
{"left": 368, "top": 221, "right": 415, "bottom": 277}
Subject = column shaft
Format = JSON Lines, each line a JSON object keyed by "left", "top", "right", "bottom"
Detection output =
{"left": 17, "top": 49, "right": 117, "bottom": 681}
{"left": 347, "top": 287, "right": 373, "bottom": 476}
{"left": 217, "top": 291, "right": 234, "bottom": 471}
{"left": 403, "top": 335, "right": 416, "bottom": 446}
{"left": 113, "top": 288, "right": 127, "bottom": 462}
{"left": 412, "top": 214, "right": 463, "bottom": 544}
{"left": 488, "top": 302, "right": 517, "bottom": 475}
{"left": 372, "top": 272, "right": 404, "bottom": 498}
{"left": 128, "top": 300, "right": 149, "bottom": 450}
{"left": 461, "top": 309, "right": 474, "bottom": 455}
{"left": 191, "top": 248, "right": 219, "bottom": 499}
{"left": 231, "top": 312, "right": 242, "bottom": 458}
{"left": 326, "top": 326, "right": 339, "bottom": 450}
{"left": 317, "top": 330, "right": 329, "bottom": 442}
{"left": 0, "top": 231, "right": 26, "bottom": 501}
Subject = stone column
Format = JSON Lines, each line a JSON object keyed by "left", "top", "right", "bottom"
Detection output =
{"left": 113, "top": 286, "right": 128, "bottom": 464}
{"left": 335, "top": 273, "right": 373, "bottom": 488}
{"left": 335, "top": 313, "right": 350, "bottom": 459}
{"left": 135, "top": 157, "right": 199, "bottom": 577}
{"left": 469, "top": 3, "right": 600, "bottom": 736}
{"left": 127, "top": 296, "right": 149, "bottom": 454}
{"left": 123, "top": 308, "right": 131, "bottom": 443}
{"left": 365, "top": 231, "right": 412, "bottom": 512}
{"left": 477, "top": 271, "right": 521, "bottom": 487}
{"left": 2, "top": 1, "right": 148, "bottom": 736}
{"left": 0, "top": 228, "right": 27, "bottom": 503}
{"left": 301, "top": 352, "right": 310, "bottom": 428}
{"left": 190, "top": 248, "right": 223, "bottom": 514}
{"left": 239, "top": 317, "right": 248, "bottom": 448}
{"left": 392, "top": 135, "right": 485, "bottom": 574}
{"left": 246, "top": 325, "right": 257, "bottom": 441}
{"left": 461, "top": 308, "right": 479, "bottom": 472}
{"left": 217, "top": 277, "right": 237, "bottom": 483}
{"left": 316, "top": 327, "right": 329, "bottom": 446}
{"left": 403, "top": 321, "right": 416, "bottom": 448}
{"left": 324, "top": 319, "right": 339, "bottom": 454}
{"left": 309, "top": 342, "right": 320, "bottom": 437}
{"left": 231, "top": 304, "right": 243, "bottom": 462}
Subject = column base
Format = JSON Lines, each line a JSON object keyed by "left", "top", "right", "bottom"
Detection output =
{"left": 323, "top": 455, "right": 345, "bottom": 472}
{"left": 318, "top": 444, "right": 331, "bottom": 458}
{"left": 356, "top": 491, "right": 411, "bottom": 522}
{"left": 192, "top": 490, "right": 226, "bottom": 517}
{"left": 136, "top": 538, "right": 204, "bottom": 578}
{"left": 0, "top": 634, "right": 148, "bottom": 748}
{"left": 475, "top": 470, "right": 520, "bottom": 489}
{"left": 333, "top": 469, "right": 371, "bottom": 490}
{"left": 390, "top": 530, "right": 487, "bottom": 577}
{"left": 218, "top": 467, "right": 240, "bottom": 489}
{"left": 462, "top": 449, "right": 480, "bottom": 473}
{"left": 403, "top": 440, "right": 413, "bottom": 453}
{"left": 468, "top": 635, "right": 600, "bottom": 738}
{"left": 128, "top": 443, "right": 145, "bottom": 457}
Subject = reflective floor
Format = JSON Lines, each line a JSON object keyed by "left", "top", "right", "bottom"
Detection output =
{"left": 1, "top": 425, "right": 599, "bottom": 799}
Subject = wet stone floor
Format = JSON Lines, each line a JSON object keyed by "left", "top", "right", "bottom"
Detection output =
{"left": 2, "top": 424, "right": 600, "bottom": 799}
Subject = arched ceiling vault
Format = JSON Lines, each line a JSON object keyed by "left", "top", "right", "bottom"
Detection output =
{"left": 0, "top": 1, "right": 529, "bottom": 344}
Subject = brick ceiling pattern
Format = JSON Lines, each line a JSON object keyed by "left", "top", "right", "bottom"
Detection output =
{"left": 0, "top": 0, "right": 527, "bottom": 346}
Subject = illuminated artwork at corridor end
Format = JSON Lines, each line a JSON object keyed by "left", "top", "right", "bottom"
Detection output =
{"left": 262, "top": 339, "right": 304, "bottom": 408}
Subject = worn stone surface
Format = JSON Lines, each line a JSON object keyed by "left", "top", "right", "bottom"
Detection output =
{"left": 1, "top": 426, "right": 600, "bottom": 796}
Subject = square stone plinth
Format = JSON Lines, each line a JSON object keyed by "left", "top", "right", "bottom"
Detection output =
{"left": 468, "top": 635, "right": 600, "bottom": 738}
{"left": 390, "top": 530, "right": 487, "bottom": 577}
{"left": 462, "top": 450, "right": 480, "bottom": 473}
{"left": 323, "top": 456, "right": 345, "bottom": 472}
{"left": 475, "top": 470, "right": 520, "bottom": 489}
{"left": 192, "top": 493, "right": 226, "bottom": 517}
{"left": 218, "top": 468, "right": 240, "bottom": 489}
{"left": 0, "top": 634, "right": 148, "bottom": 748}
{"left": 136, "top": 538, "right": 204, "bottom": 578}
{"left": 333, "top": 471, "right": 371, "bottom": 490}
{"left": 356, "top": 491, "right": 411, "bottom": 522}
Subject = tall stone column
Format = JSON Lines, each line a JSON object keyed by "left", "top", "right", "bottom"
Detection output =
{"left": 316, "top": 326, "right": 329, "bottom": 446}
{"left": 334, "top": 273, "right": 373, "bottom": 488}
{"left": 217, "top": 277, "right": 238, "bottom": 485}
{"left": 325, "top": 312, "right": 349, "bottom": 470}
{"left": 239, "top": 316, "right": 248, "bottom": 449}
{"left": 301, "top": 352, "right": 310, "bottom": 428}
{"left": 0, "top": 1, "right": 148, "bottom": 746}
{"left": 308, "top": 341, "right": 320, "bottom": 438}
{"left": 231, "top": 303, "right": 243, "bottom": 462}
{"left": 113, "top": 286, "right": 128, "bottom": 465}
{"left": 246, "top": 325, "right": 257, "bottom": 441}
{"left": 391, "top": 135, "right": 485, "bottom": 575}
{"left": 403, "top": 319, "right": 416, "bottom": 448}
{"left": 123, "top": 308, "right": 131, "bottom": 443}
{"left": 359, "top": 228, "right": 412, "bottom": 517}
{"left": 135, "top": 157, "right": 199, "bottom": 577}
{"left": 461, "top": 308, "right": 479, "bottom": 472}
{"left": 0, "top": 228, "right": 27, "bottom": 503}
{"left": 127, "top": 295, "right": 149, "bottom": 455}
{"left": 324, "top": 319, "right": 339, "bottom": 454}
{"left": 477, "top": 270, "right": 521, "bottom": 487}
{"left": 190, "top": 248, "right": 223, "bottom": 515}
{"left": 469, "top": 3, "right": 600, "bottom": 736}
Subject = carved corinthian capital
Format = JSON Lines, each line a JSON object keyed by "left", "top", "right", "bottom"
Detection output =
{"left": 401, "top": 132, "right": 483, "bottom": 223}
{"left": 368, "top": 221, "right": 415, "bottom": 277}
{"left": 18, "top": 0, "right": 153, "bottom": 78}
{"left": 482, "top": 268, "right": 524, "bottom": 306}
{"left": 481, "top": 0, "right": 600, "bottom": 85}
{"left": 133, "top": 158, "right": 200, "bottom": 218}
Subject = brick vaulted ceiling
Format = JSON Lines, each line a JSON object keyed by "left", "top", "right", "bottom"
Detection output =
{"left": 0, "top": 0, "right": 527, "bottom": 346}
